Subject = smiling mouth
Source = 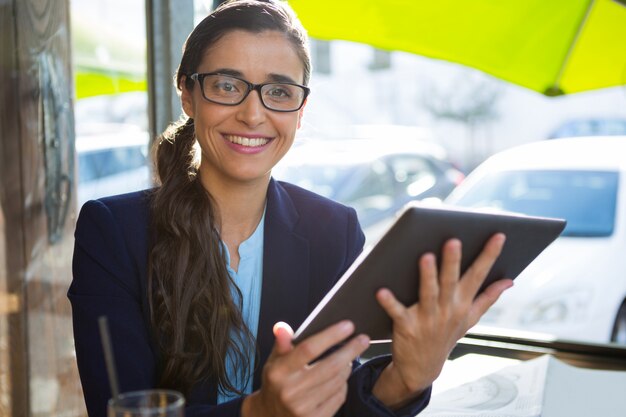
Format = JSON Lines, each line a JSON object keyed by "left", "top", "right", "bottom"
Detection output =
{"left": 224, "top": 134, "right": 270, "bottom": 147}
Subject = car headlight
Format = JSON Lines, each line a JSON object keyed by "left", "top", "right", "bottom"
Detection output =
{"left": 519, "top": 290, "right": 593, "bottom": 325}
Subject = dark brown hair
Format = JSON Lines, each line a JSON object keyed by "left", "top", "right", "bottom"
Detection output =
{"left": 147, "top": 0, "right": 311, "bottom": 397}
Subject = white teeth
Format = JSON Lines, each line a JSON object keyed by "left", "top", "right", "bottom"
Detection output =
{"left": 225, "top": 135, "right": 269, "bottom": 147}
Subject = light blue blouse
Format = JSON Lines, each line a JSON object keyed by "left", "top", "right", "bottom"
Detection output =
{"left": 217, "top": 211, "right": 265, "bottom": 404}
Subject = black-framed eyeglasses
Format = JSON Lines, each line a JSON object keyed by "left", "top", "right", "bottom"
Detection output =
{"left": 189, "top": 72, "right": 310, "bottom": 112}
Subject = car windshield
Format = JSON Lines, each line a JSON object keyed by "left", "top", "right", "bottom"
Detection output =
{"left": 450, "top": 170, "right": 619, "bottom": 237}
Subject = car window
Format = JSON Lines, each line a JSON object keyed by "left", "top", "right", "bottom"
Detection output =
{"left": 78, "top": 145, "right": 148, "bottom": 183}
{"left": 388, "top": 155, "right": 437, "bottom": 197}
{"left": 342, "top": 160, "right": 395, "bottom": 203}
{"left": 549, "top": 118, "right": 626, "bottom": 138}
{"left": 451, "top": 170, "right": 619, "bottom": 237}
{"left": 334, "top": 160, "right": 396, "bottom": 223}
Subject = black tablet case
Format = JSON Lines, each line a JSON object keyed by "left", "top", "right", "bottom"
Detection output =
{"left": 293, "top": 204, "right": 566, "bottom": 343}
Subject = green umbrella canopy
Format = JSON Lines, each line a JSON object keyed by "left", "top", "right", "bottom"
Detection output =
{"left": 288, "top": 0, "right": 626, "bottom": 96}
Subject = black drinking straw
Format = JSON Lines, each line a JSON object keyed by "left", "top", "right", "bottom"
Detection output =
{"left": 98, "top": 316, "right": 120, "bottom": 399}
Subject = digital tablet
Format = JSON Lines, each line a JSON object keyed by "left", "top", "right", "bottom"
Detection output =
{"left": 293, "top": 203, "right": 566, "bottom": 343}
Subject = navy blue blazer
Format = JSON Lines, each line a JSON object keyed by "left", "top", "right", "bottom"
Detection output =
{"left": 68, "top": 179, "right": 430, "bottom": 417}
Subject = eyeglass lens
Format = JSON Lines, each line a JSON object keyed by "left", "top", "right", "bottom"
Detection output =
{"left": 200, "top": 74, "right": 306, "bottom": 111}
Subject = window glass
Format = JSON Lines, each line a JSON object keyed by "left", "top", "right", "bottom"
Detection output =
{"left": 193, "top": 2, "right": 626, "bottom": 347}
{"left": 194, "top": 0, "right": 215, "bottom": 23}
{"left": 72, "top": 0, "right": 151, "bottom": 207}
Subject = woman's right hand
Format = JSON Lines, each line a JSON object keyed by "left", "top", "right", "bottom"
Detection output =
{"left": 242, "top": 320, "right": 370, "bottom": 417}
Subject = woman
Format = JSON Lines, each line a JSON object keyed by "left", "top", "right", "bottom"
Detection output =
{"left": 68, "top": 1, "right": 512, "bottom": 416}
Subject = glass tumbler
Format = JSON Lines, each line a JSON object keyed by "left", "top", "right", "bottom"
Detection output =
{"left": 108, "top": 389, "right": 185, "bottom": 417}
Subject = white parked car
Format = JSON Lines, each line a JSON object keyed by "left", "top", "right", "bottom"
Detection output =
{"left": 445, "top": 136, "right": 626, "bottom": 344}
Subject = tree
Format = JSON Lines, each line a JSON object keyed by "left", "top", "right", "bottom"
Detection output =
{"left": 421, "top": 71, "right": 502, "bottom": 168}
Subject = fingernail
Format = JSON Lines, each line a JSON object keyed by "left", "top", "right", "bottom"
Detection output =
{"left": 421, "top": 253, "right": 435, "bottom": 268}
{"left": 358, "top": 335, "right": 370, "bottom": 347}
{"left": 339, "top": 320, "right": 354, "bottom": 333}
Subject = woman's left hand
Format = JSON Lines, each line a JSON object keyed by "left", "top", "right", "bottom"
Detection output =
{"left": 372, "top": 233, "right": 514, "bottom": 408}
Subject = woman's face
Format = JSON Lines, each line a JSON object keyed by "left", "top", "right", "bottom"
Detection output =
{"left": 181, "top": 30, "right": 306, "bottom": 190}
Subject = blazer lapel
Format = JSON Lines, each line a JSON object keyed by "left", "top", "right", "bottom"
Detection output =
{"left": 254, "top": 179, "right": 310, "bottom": 388}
